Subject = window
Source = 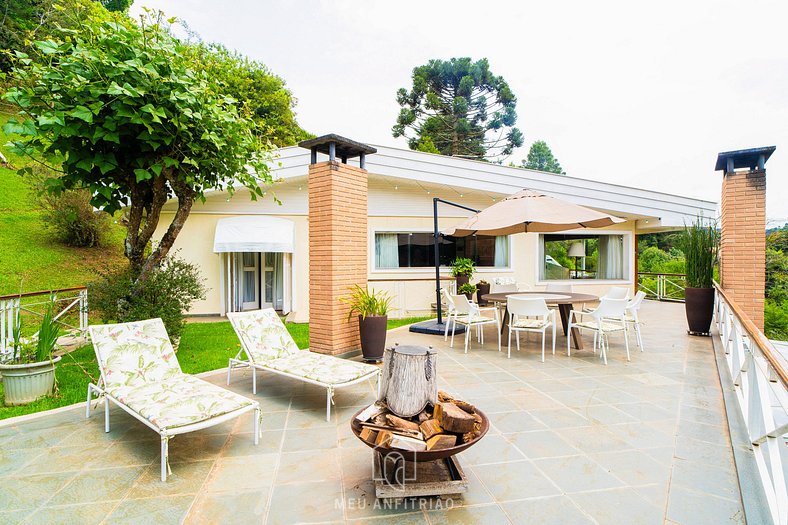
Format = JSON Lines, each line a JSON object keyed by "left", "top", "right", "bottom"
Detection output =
{"left": 541, "top": 234, "right": 625, "bottom": 280}
{"left": 374, "top": 232, "right": 509, "bottom": 269}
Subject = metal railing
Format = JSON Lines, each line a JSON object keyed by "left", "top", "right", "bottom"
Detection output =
{"left": 637, "top": 272, "right": 686, "bottom": 302}
{"left": 714, "top": 282, "right": 788, "bottom": 525}
{"left": 0, "top": 287, "right": 88, "bottom": 362}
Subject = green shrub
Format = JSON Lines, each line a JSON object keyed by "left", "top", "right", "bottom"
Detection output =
{"left": 450, "top": 257, "right": 475, "bottom": 279}
{"left": 89, "top": 256, "right": 206, "bottom": 339}
{"left": 39, "top": 188, "right": 111, "bottom": 247}
{"left": 765, "top": 299, "right": 788, "bottom": 341}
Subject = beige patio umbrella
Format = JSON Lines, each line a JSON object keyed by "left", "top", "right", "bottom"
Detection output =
{"left": 442, "top": 189, "right": 625, "bottom": 236}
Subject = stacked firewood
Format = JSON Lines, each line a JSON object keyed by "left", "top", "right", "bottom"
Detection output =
{"left": 356, "top": 391, "right": 483, "bottom": 453}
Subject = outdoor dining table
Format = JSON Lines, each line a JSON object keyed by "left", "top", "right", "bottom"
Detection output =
{"left": 481, "top": 291, "right": 599, "bottom": 350}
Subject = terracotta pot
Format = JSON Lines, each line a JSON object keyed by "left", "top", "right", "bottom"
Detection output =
{"left": 685, "top": 287, "right": 715, "bottom": 335}
{"left": 359, "top": 315, "right": 387, "bottom": 362}
{"left": 477, "top": 283, "right": 490, "bottom": 305}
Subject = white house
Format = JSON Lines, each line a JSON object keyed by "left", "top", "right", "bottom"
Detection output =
{"left": 155, "top": 139, "right": 716, "bottom": 323}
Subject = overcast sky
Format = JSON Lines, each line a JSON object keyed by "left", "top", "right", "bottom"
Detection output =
{"left": 131, "top": 0, "right": 788, "bottom": 226}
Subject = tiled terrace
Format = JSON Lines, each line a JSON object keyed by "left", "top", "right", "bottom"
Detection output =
{"left": 0, "top": 301, "right": 745, "bottom": 524}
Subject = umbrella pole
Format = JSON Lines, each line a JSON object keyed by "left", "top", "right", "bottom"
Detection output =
{"left": 433, "top": 198, "right": 479, "bottom": 325}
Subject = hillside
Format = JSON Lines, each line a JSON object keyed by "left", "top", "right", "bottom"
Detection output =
{"left": 0, "top": 112, "right": 126, "bottom": 296}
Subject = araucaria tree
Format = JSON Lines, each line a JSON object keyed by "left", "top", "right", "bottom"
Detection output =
{"left": 392, "top": 58, "right": 523, "bottom": 162}
{"left": 521, "top": 140, "right": 565, "bottom": 175}
{"left": 4, "top": 10, "right": 273, "bottom": 283}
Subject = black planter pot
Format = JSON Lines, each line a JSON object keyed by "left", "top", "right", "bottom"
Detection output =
{"left": 685, "top": 287, "right": 715, "bottom": 336}
{"left": 455, "top": 275, "right": 470, "bottom": 289}
{"left": 477, "top": 283, "right": 491, "bottom": 305}
{"left": 359, "top": 315, "right": 387, "bottom": 362}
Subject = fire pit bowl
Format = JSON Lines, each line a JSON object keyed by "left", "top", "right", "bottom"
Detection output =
{"left": 350, "top": 406, "right": 490, "bottom": 463}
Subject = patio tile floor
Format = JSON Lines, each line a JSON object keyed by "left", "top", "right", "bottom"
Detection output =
{"left": 0, "top": 301, "right": 746, "bottom": 524}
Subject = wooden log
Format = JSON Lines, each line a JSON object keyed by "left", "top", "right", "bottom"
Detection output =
{"left": 419, "top": 419, "right": 444, "bottom": 440}
{"left": 438, "top": 390, "right": 454, "bottom": 403}
{"left": 386, "top": 414, "right": 420, "bottom": 432}
{"left": 355, "top": 402, "right": 387, "bottom": 422}
{"left": 426, "top": 434, "right": 457, "bottom": 451}
{"left": 453, "top": 400, "right": 476, "bottom": 414}
{"left": 389, "top": 434, "right": 427, "bottom": 452}
{"left": 416, "top": 409, "right": 432, "bottom": 423}
{"left": 434, "top": 402, "right": 475, "bottom": 433}
{"left": 360, "top": 422, "right": 421, "bottom": 439}
{"left": 375, "top": 430, "right": 393, "bottom": 448}
{"left": 462, "top": 430, "right": 482, "bottom": 443}
{"left": 359, "top": 427, "right": 378, "bottom": 445}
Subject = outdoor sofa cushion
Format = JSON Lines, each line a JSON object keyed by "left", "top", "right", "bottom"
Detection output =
{"left": 112, "top": 374, "right": 254, "bottom": 431}
{"left": 264, "top": 351, "right": 378, "bottom": 386}
{"left": 90, "top": 318, "right": 254, "bottom": 430}
{"left": 230, "top": 308, "right": 302, "bottom": 363}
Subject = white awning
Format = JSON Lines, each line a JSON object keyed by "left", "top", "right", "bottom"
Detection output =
{"left": 213, "top": 216, "right": 294, "bottom": 253}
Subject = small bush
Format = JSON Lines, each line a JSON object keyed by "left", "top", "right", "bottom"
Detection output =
{"left": 765, "top": 299, "right": 788, "bottom": 341}
{"left": 40, "top": 189, "right": 110, "bottom": 247}
{"left": 89, "top": 256, "right": 207, "bottom": 339}
{"left": 30, "top": 166, "right": 110, "bottom": 247}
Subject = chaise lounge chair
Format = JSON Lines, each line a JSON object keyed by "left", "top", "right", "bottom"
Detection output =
{"left": 86, "top": 318, "right": 261, "bottom": 481}
{"left": 227, "top": 309, "right": 381, "bottom": 421}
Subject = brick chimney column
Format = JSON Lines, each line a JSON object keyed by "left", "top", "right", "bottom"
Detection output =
{"left": 717, "top": 147, "right": 775, "bottom": 331}
{"left": 300, "top": 135, "right": 376, "bottom": 356}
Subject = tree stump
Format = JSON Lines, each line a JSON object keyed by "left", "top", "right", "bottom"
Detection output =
{"left": 378, "top": 345, "right": 438, "bottom": 417}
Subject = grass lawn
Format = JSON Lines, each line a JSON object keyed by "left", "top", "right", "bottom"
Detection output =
{"left": 0, "top": 109, "right": 127, "bottom": 296}
{"left": 0, "top": 316, "right": 432, "bottom": 420}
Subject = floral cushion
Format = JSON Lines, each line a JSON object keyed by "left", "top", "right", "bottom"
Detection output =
{"left": 110, "top": 374, "right": 254, "bottom": 430}
{"left": 228, "top": 309, "right": 302, "bottom": 364}
{"left": 264, "top": 352, "right": 379, "bottom": 386}
{"left": 574, "top": 320, "right": 626, "bottom": 332}
{"left": 89, "top": 319, "right": 182, "bottom": 395}
{"left": 511, "top": 318, "right": 550, "bottom": 329}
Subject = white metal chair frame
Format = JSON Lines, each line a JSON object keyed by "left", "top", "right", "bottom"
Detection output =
{"left": 442, "top": 287, "right": 458, "bottom": 341}
{"left": 624, "top": 291, "right": 646, "bottom": 350}
{"left": 567, "top": 297, "right": 630, "bottom": 365}
{"left": 86, "top": 321, "right": 261, "bottom": 482}
{"left": 507, "top": 297, "right": 556, "bottom": 361}
{"left": 446, "top": 289, "right": 498, "bottom": 345}
{"left": 450, "top": 294, "right": 501, "bottom": 354}
{"left": 227, "top": 311, "right": 381, "bottom": 422}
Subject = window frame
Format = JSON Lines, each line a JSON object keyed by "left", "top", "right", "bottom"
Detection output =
{"left": 536, "top": 230, "right": 633, "bottom": 285}
{"left": 370, "top": 228, "right": 513, "bottom": 273}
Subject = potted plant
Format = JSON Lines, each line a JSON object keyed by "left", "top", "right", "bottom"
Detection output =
{"left": 678, "top": 218, "right": 719, "bottom": 335}
{"left": 458, "top": 283, "right": 477, "bottom": 301}
{"left": 476, "top": 280, "right": 490, "bottom": 305}
{"left": 0, "top": 299, "right": 61, "bottom": 405}
{"left": 343, "top": 285, "right": 393, "bottom": 362}
{"left": 451, "top": 257, "right": 475, "bottom": 289}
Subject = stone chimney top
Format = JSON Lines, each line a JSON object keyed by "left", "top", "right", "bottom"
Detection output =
{"left": 715, "top": 146, "right": 776, "bottom": 173}
{"left": 299, "top": 134, "right": 377, "bottom": 168}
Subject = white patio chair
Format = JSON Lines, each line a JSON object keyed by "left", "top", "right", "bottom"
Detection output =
{"left": 442, "top": 287, "right": 457, "bottom": 341}
{"left": 227, "top": 309, "right": 381, "bottom": 421}
{"left": 450, "top": 294, "right": 501, "bottom": 354}
{"left": 567, "top": 297, "right": 629, "bottom": 365}
{"left": 507, "top": 296, "right": 556, "bottom": 361}
{"left": 625, "top": 291, "right": 646, "bottom": 351}
{"left": 603, "top": 286, "right": 630, "bottom": 300}
{"left": 87, "top": 319, "right": 261, "bottom": 482}
{"left": 490, "top": 283, "right": 518, "bottom": 293}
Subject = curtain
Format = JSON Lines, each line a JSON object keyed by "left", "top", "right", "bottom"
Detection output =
{"left": 273, "top": 252, "right": 284, "bottom": 310}
{"left": 598, "top": 235, "right": 624, "bottom": 279}
{"left": 282, "top": 253, "right": 292, "bottom": 314}
{"left": 494, "top": 236, "right": 509, "bottom": 267}
{"left": 375, "top": 233, "right": 400, "bottom": 269}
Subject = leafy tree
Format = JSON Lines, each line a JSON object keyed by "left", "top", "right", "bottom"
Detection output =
{"left": 185, "top": 43, "right": 310, "bottom": 147}
{"left": 0, "top": 0, "right": 123, "bottom": 72}
{"left": 392, "top": 57, "right": 523, "bottom": 162}
{"left": 3, "top": 9, "right": 273, "bottom": 282}
{"left": 521, "top": 140, "right": 565, "bottom": 174}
